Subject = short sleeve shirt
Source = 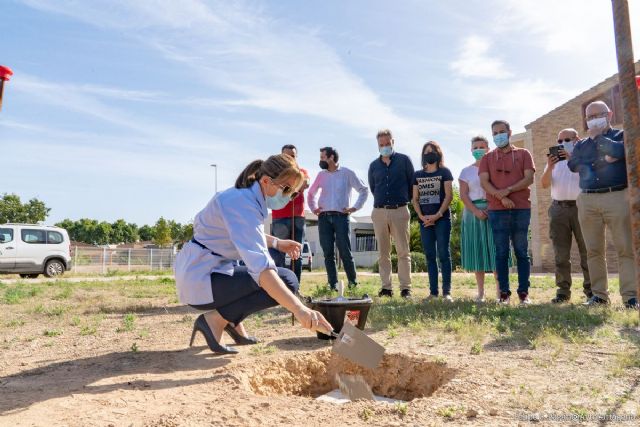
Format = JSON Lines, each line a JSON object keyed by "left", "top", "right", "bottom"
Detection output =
{"left": 458, "top": 165, "right": 485, "bottom": 201}
{"left": 478, "top": 147, "right": 535, "bottom": 210}
{"left": 412, "top": 167, "right": 454, "bottom": 218}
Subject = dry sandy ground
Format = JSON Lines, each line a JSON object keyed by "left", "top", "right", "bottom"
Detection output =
{"left": 1, "top": 289, "right": 639, "bottom": 426}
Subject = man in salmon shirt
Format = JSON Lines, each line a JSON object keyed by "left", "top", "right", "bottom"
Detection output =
{"left": 269, "top": 144, "right": 309, "bottom": 282}
{"left": 479, "top": 120, "right": 535, "bottom": 305}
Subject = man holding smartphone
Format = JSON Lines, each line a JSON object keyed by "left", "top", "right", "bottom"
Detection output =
{"left": 540, "top": 128, "right": 592, "bottom": 303}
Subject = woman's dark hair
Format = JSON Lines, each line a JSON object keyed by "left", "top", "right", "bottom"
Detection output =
{"left": 320, "top": 146, "right": 339, "bottom": 163}
{"left": 421, "top": 140, "right": 445, "bottom": 168}
{"left": 235, "top": 154, "right": 303, "bottom": 192}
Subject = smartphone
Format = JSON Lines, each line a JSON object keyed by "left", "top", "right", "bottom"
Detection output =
{"left": 549, "top": 145, "right": 566, "bottom": 160}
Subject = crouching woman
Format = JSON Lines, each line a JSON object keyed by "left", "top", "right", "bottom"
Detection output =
{"left": 174, "top": 154, "right": 332, "bottom": 354}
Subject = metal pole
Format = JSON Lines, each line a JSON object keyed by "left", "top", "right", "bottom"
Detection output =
{"left": 150, "top": 248, "right": 153, "bottom": 271}
{"left": 210, "top": 164, "right": 218, "bottom": 194}
{"left": 128, "top": 248, "right": 131, "bottom": 272}
{"left": 611, "top": 0, "right": 640, "bottom": 317}
{"left": 74, "top": 245, "right": 78, "bottom": 273}
{"left": 102, "top": 247, "right": 106, "bottom": 275}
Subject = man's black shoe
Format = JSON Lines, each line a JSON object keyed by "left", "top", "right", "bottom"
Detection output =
{"left": 583, "top": 295, "right": 609, "bottom": 306}
{"left": 551, "top": 295, "right": 570, "bottom": 304}
{"left": 348, "top": 281, "right": 358, "bottom": 289}
{"left": 329, "top": 283, "right": 337, "bottom": 291}
{"left": 378, "top": 288, "right": 393, "bottom": 297}
{"left": 624, "top": 298, "right": 638, "bottom": 309}
{"left": 400, "top": 289, "right": 411, "bottom": 299}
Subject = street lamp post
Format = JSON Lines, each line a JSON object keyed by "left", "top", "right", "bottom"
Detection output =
{"left": 210, "top": 164, "right": 218, "bottom": 194}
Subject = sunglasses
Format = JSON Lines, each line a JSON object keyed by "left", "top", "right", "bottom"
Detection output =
{"left": 557, "top": 138, "right": 574, "bottom": 143}
{"left": 270, "top": 178, "right": 299, "bottom": 199}
{"left": 495, "top": 150, "right": 516, "bottom": 174}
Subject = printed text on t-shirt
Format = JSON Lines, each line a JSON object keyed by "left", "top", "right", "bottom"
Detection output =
{"left": 417, "top": 176, "right": 441, "bottom": 205}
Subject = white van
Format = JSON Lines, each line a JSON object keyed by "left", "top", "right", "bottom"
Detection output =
{"left": 0, "top": 224, "right": 71, "bottom": 278}
{"left": 284, "top": 241, "right": 313, "bottom": 272}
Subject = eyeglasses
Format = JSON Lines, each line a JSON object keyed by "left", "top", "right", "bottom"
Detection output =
{"left": 586, "top": 112, "right": 608, "bottom": 121}
{"left": 270, "top": 178, "right": 298, "bottom": 199}
{"left": 557, "top": 138, "right": 575, "bottom": 143}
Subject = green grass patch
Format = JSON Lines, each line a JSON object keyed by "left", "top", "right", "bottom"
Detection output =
{"left": 43, "top": 329, "right": 62, "bottom": 337}
{"left": 116, "top": 313, "right": 137, "bottom": 332}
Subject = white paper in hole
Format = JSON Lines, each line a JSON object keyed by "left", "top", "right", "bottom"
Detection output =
{"left": 316, "top": 389, "right": 406, "bottom": 405}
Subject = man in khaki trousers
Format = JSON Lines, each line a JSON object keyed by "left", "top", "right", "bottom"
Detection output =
{"left": 568, "top": 101, "right": 638, "bottom": 309}
{"left": 368, "top": 129, "right": 415, "bottom": 298}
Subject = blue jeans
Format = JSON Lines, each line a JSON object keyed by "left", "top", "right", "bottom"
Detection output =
{"left": 269, "top": 217, "right": 305, "bottom": 281}
{"left": 488, "top": 209, "right": 531, "bottom": 295}
{"left": 419, "top": 217, "right": 452, "bottom": 295}
{"left": 189, "top": 266, "right": 299, "bottom": 325}
{"left": 318, "top": 213, "right": 357, "bottom": 285}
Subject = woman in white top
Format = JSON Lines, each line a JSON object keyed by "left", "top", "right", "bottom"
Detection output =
{"left": 174, "top": 154, "right": 332, "bottom": 354}
{"left": 459, "top": 136, "right": 501, "bottom": 302}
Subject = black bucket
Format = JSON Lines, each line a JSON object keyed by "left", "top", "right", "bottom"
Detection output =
{"left": 306, "top": 295, "right": 373, "bottom": 340}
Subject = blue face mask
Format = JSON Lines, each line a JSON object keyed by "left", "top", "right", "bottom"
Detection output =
{"left": 493, "top": 132, "right": 509, "bottom": 148}
{"left": 379, "top": 146, "right": 393, "bottom": 157}
{"left": 266, "top": 189, "right": 291, "bottom": 210}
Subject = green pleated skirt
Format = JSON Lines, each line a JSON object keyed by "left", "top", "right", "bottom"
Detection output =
{"left": 461, "top": 199, "right": 504, "bottom": 272}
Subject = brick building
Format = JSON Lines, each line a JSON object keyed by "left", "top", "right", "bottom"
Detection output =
{"left": 522, "top": 62, "right": 639, "bottom": 272}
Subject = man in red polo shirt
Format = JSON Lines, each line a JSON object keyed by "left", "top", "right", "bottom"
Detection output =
{"left": 270, "top": 144, "right": 309, "bottom": 281}
{"left": 479, "top": 120, "right": 535, "bottom": 305}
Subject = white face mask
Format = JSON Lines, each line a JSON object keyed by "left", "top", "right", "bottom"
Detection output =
{"left": 586, "top": 116, "right": 608, "bottom": 130}
{"left": 561, "top": 141, "right": 574, "bottom": 155}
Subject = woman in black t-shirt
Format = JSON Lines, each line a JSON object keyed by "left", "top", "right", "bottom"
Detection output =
{"left": 412, "top": 141, "right": 454, "bottom": 300}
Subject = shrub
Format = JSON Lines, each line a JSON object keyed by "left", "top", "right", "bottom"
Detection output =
{"left": 372, "top": 252, "right": 427, "bottom": 273}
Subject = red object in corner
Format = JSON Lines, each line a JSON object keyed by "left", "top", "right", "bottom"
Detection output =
{"left": 0, "top": 65, "right": 13, "bottom": 81}
{"left": 636, "top": 75, "right": 640, "bottom": 89}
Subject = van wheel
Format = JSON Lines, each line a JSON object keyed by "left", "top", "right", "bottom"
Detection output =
{"left": 19, "top": 274, "right": 40, "bottom": 279}
{"left": 44, "top": 260, "right": 65, "bottom": 277}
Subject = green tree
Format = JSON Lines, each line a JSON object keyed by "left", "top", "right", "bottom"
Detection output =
{"left": 93, "top": 222, "right": 112, "bottom": 245}
{"left": 449, "top": 186, "right": 464, "bottom": 270}
{"left": 168, "top": 220, "right": 183, "bottom": 242}
{"left": 111, "top": 219, "right": 138, "bottom": 244}
{"left": 153, "top": 217, "right": 172, "bottom": 247}
{"left": 0, "top": 194, "right": 50, "bottom": 224}
{"left": 138, "top": 224, "right": 155, "bottom": 241}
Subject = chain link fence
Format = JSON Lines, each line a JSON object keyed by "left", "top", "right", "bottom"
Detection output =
{"left": 71, "top": 246, "right": 176, "bottom": 274}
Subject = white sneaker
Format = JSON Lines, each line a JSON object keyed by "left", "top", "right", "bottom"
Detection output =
{"left": 443, "top": 294, "right": 453, "bottom": 302}
{"left": 475, "top": 296, "right": 485, "bottom": 303}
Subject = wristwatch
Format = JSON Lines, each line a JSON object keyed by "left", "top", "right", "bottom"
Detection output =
{"left": 506, "top": 186, "right": 513, "bottom": 194}
{"left": 271, "top": 238, "right": 279, "bottom": 249}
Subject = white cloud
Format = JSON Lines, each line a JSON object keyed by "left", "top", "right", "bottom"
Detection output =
{"left": 450, "top": 35, "right": 513, "bottom": 79}
{"left": 18, "top": 0, "right": 453, "bottom": 152}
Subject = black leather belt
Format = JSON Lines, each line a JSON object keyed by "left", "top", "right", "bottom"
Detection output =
{"left": 191, "top": 238, "right": 222, "bottom": 256}
{"left": 318, "top": 211, "right": 347, "bottom": 216}
{"left": 374, "top": 203, "right": 408, "bottom": 209}
{"left": 582, "top": 184, "right": 627, "bottom": 194}
{"left": 552, "top": 200, "right": 577, "bottom": 207}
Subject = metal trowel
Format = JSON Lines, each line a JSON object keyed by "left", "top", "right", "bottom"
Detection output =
{"left": 317, "top": 320, "right": 385, "bottom": 370}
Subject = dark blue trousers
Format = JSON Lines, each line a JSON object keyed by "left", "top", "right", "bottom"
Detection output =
{"left": 190, "top": 266, "right": 299, "bottom": 325}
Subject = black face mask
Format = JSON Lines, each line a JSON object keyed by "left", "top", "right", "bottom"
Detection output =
{"left": 319, "top": 160, "right": 329, "bottom": 170}
{"left": 423, "top": 152, "right": 439, "bottom": 165}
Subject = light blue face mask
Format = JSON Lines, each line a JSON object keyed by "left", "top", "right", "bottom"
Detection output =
{"left": 266, "top": 189, "right": 291, "bottom": 210}
{"left": 379, "top": 146, "right": 393, "bottom": 157}
{"left": 493, "top": 132, "right": 509, "bottom": 148}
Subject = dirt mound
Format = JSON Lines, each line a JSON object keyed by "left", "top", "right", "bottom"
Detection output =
{"left": 237, "top": 349, "right": 456, "bottom": 401}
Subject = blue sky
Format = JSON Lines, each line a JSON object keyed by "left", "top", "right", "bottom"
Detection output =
{"left": 2, "top": 0, "right": 639, "bottom": 225}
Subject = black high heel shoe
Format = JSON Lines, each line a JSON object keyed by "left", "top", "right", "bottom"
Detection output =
{"left": 224, "top": 324, "right": 259, "bottom": 345}
{"left": 189, "top": 314, "right": 238, "bottom": 354}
